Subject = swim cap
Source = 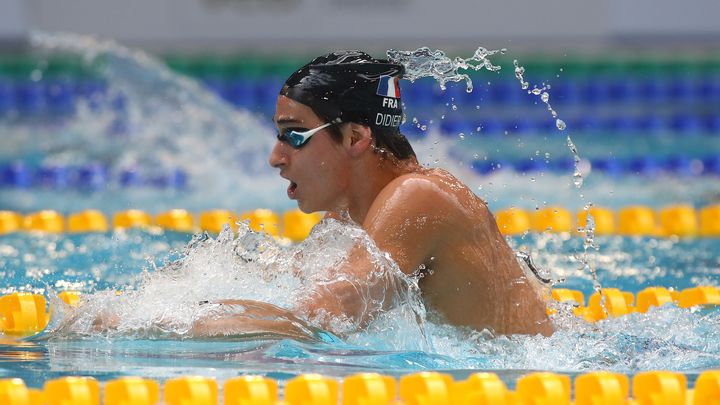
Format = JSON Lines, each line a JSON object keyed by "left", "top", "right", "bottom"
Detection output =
{"left": 281, "top": 50, "right": 405, "bottom": 130}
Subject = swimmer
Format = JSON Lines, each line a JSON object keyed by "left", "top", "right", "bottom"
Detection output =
{"left": 192, "top": 51, "right": 553, "bottom": 337}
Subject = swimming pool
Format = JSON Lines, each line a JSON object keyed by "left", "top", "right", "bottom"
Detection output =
{"left": 0, "top": 33, "right": 719, "bottom": 401}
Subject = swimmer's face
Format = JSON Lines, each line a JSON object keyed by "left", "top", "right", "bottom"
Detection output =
{"left": 270, "top": 95, "right": 350, "bottom": 213}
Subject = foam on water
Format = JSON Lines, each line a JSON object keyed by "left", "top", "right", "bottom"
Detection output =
{"left": 1, "top": 226, "right": 716, "bottom": 376}
{"left": 46, "top": 220, "right": 429, "bottom": 350}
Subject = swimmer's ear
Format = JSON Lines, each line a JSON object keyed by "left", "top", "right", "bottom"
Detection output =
{"left": 345, "top": 123, "right": 373, "bottom": 157}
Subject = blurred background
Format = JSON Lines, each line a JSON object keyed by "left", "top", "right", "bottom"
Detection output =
{"left": 0, "top": 0, "right": 719, "bottom": 214}
{"left": 4, "top": 0, "right": 720, "bottom": 51}
{"left": 1, "top": 1, "right": 719, "bottom": 389}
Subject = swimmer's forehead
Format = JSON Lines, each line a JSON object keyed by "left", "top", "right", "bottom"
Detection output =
{"left": 274, "top": 97, "right": 320, "bottom": 127}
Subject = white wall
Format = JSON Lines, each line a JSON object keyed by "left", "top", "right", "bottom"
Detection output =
{"left": 0, "top": 0, "right": 27, "bottom": 44}
{"left": 10, "top": 0, "right": 720, "bottom": 52}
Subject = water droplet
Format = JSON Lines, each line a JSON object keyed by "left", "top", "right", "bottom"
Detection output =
{"left": 556, "top": 119, "right": 566, "bottom": 131}
{"left": 541, "top": 92, "right": 549, "bottom": 103}
{"left": 458, "top": 133, "right": 465, "bottom": 140}
{"left": 451, "top": 104, "right": 458, "bottom": 111}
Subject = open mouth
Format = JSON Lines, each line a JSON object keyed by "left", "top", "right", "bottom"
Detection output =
{"left": 287, "top": 181, "right": 298, "bottom": 198}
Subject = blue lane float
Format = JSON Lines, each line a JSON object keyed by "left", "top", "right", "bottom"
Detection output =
{"left": 467, "top": 155, "right": 720, "bottom": 176}
{"left": 0, "top": 162, "right": 189, "bottom": 190}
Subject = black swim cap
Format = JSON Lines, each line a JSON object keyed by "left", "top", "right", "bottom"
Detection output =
{"left": 281, "top": 51, "right": 415, "bottom": 159}
{"left": 281, "top": 51, "right": 404, "bottom": 129}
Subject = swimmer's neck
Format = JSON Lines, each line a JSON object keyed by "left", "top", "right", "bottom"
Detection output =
{"left": 337, "top": 154, "right": 421, "bottom": 225}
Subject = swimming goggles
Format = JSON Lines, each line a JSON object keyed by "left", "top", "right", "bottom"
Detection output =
{"left": 276, "top": 118, "right": 342, "bottom": 149}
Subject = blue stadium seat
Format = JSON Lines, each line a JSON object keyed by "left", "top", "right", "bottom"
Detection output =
{"left": 603, "top": 116, "right": 637, "bottom": 133}
{"left": 696, "top": 77, "right": 720, "bottom": 100}
{"left": 476, "top": 118, "right": 504, "bottom": 135}
{"left": 703, "top": 115, "right": 720, "bottom": 134}
{"left": 504, "top": 118, "right": 535, "bottom": 135}
{"left": 669, "top": 114, "right": 703, "bottom": 134}
{"left": 579, "top": 80, "right": 609, "bottom": 105}
{"left": 224, "top": 79, "right": 255, "bottom": 108}
{"left": 535, "top": 117, "right": 557, "bottom": 133}
{"left": 488, "top": 80, "right": 521, "bottom": 105}
{"left": 666, "top": 77, "right": 695, "bottom": 103}
{"left": 0, "top": 79, "right": 15, "bottom": 114}
{"left": 548, "top": 80, "right": 579, "bottom": 105}
{"left": 637, "top": 78, "right": 666, "bottom": 103}
{"left": 606, "top": 78, "right": 637, "bottom": 103}
{"left": 15, "top": 81, "right": 45, "bottom": 115}
{"left": 572, "top": 115, "right": 601, "bottom": 132}
{"left": 255, "top": 79, "right": 281, "bottom": 114}
{"left": 403, "top": 80, "right": 436, "bottom": 108}
{"left": 45, "top": 79, "right": 76, "bottom": 115}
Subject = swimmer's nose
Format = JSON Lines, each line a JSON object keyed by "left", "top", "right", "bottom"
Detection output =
{"left": 269, "top": 141, "right": 288, "bottom": 168}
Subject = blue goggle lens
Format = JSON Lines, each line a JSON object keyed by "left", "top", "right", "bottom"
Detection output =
{"left": 277, "top": 128, "right": 309, "bottom": 149}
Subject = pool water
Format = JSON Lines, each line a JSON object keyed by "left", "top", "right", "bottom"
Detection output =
{"left": 0, "top": 33, "right": 718, "bottom": 389}
{"left": 0, "top": 227, "right": 718, "bottom": 388}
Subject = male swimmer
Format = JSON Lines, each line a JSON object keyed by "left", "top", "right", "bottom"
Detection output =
{"left": 192, "top": 51, "right": 553, "bottom": 337}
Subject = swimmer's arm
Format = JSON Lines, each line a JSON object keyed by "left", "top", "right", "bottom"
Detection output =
{"left": 293, "top": 178, "right": 450, "bottom": 330}
{"left": 293, "top": 245, "right": 389, "bottom": 331}
{"left": 189, "top": 299, "right": 322, "bottom": 340}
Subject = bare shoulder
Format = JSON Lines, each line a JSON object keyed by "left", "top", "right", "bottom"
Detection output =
{"left": 365, "top": 168, "right": 492, "bottom": 236}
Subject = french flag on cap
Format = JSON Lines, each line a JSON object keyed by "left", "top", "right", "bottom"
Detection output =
{"left": 376, "top": 75, "right": 401, "bottom": 99}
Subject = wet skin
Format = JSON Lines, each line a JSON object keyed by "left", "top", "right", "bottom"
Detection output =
{"left": 193, "top": 95, "right": 553, "bottom": 337}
